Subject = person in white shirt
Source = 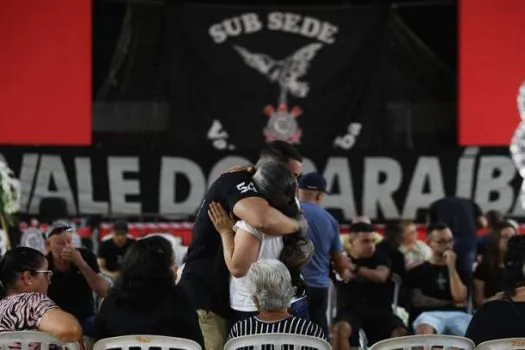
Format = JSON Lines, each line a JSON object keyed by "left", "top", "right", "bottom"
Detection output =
{"left": 399, "top": 220, "right": 432, "bottom": 269}
{"left": 207, "top": 161, "right": 306, "bottom": 324}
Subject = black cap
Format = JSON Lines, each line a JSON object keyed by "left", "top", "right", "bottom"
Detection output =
{"left": 113, "top": 220, "right": 128, "bottom": 234}
{"left": 298, "top": 172, "right": 329, "bottom": 194}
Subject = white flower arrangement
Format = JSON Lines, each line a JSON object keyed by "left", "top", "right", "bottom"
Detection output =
{"left": 0, "top": 160, "right": 21, "bottom": 220}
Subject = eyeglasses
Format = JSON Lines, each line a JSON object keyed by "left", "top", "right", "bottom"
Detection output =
{"left": 34, "top": 270, "right": 53, "bottom": 281}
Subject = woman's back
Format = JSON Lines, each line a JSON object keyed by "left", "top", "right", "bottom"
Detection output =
{"left": 229, "top": 220, "right": 283, "bottom": 312}
{"left": 0, "top": 293, "right": 58, "bottom": 332}
{"left": 466, "top": 299, "right": 525, "bottom": 344}
{"left": 94, "top": 287, "right": 203, "bottom": 346}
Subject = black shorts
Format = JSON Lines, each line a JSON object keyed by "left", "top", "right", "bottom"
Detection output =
{"left": 336, "top": 309, "right": 406, "bottom": 346}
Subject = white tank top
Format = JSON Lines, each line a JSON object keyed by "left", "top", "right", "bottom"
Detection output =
{"left": 229, "top": 220, "right": 284, "bottom": 312}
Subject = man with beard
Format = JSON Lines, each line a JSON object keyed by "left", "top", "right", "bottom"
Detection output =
{"left": 178, "top": 141, "right": 306, "bottom": 350}
{"left": 407, "top": 222, "right": 471, "bottom": 336}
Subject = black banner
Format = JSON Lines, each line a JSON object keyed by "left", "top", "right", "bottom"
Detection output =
{"left": 167, "top": 4, "right": 391, "bottom": 152}
{"left": 0, "top": 147, "right": 523, "bottom": 223}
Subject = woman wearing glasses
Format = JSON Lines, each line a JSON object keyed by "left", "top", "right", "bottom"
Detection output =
{"left": 0, "top": 247, "right": 82, "bottom": 342}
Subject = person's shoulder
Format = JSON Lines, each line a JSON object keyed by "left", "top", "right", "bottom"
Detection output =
{"left": 218, "top": 170, "right": 254, "bottom": 185}
{"left": 371, "top": 251, "right": 390, "bottom": 265}
{"left": 16, "top": 292, "right": 54, "bottom": 305}
{"left": 234, "top": 220, "right": 263, "bottom": 238}
{"left": 477, "top": 298, "right": 519, "bottom": 316}
{"left": 167, "top": 286, "right": 196, "bottom": 309}
{"left": 99, "top": 239, "right": 115, "bottom": 249}
{"left": 410, "top": 261, "right": 430, "bottom": 273}
{"left": 290, "top": 316, "right": 326, "bottom": 338}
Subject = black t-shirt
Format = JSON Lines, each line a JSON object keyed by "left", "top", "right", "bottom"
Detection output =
{"left": 406, "top": 261, "right": 468, "bottom": 313}
{"left": 473, "top": 261, "right": 504, "bottom": 299}
{"left": 336, "top": 252, "right": 392, "bottom": 314}
{"left": 47, "top": 249, "right": 100, "bottom": 324}
{"left": 376, "top": 241, "right": 406, "bottom": 281}
{"left": 466, "top": 299, "right": 525, "bottom": 345}
{"left": 429, "top": 197, "right": 482, "bottom": 239}
{"left": 179, "top": 171, "right": 264, "bottom": 317}
{"left": 94, "top": 287, "right": 204, "bottom": 347}
{"left": 98, "top": 238, "right": 135, "bottom": 272}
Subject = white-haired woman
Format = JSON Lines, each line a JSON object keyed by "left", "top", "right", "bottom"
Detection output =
{"left": 228, "top": 259, "right": 326, "bottom": 341}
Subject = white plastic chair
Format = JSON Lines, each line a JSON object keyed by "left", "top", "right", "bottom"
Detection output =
{"left": 326, "top": 280, "right": 337, "bottom": 328}
{"left": 0, "top": 331, "right": 79, "bottom": 350}
{"left": 391, "top": 273, "right": 402, "bottom": 312}
{"left": 477, "top": 338, "right": 525, "bottom": 350}
{"left": 223, "top": 333, "right": 332, "bottom": 350}
{"left": 94, "top": 335, "right": 201, "bottom": 350}
{"left": 369, "top": 335, "right": 474, "bottom": 350}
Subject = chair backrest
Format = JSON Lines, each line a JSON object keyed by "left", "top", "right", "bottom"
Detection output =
{"left": 223, "top": 333, "right": 332, "bottom": 350}
{"left": 369, "top": 335, "right": 474, "bottom": 350}
{"left": 477, "top": 338, "right": 525, "bottom": 350}
{"left": 326, "top": 281, "right": 336, "bottom": 328}
{"left": 0, "top": 331, "right": 79, "bottom": 350}
{"left": 391, "top": 273, "right": 402, "bottom": 311}
{"left": 94, "top": 335, "right": 202, "bottom": 350}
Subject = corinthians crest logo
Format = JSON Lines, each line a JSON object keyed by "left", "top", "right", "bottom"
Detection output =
{"left": 234, "top": 43, "right": 324, "bottom": 144}
{"left": 208, "top": 12, "right": 339, "bottom": 145}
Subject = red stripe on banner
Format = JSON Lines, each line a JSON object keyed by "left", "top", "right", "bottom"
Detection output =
{"left": 0, "top": 0, "right": 91, "bottom": 146}
{"left": 459, "top": 0, "right": 525, "bottom": 146}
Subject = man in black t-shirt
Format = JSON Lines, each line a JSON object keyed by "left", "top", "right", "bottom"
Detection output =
{"left": 333, "top": 223, "right": 406, "bottom": 349}
{"left": 178, "top": 141, "right": 306, "bottom": 350}
{"left": 407, "top": 222, "right": 472, "bottom": 336}
{"left": 98, "top": 220, "right": 134, "bottom": 278}
{"left": 429, "top": 197, "right": 486, "bottom": 274}
{"left": 45, "top": 222, "right": 109, "bottom": 335}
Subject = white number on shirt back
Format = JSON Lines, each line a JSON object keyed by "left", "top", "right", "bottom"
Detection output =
{"left": 236, "top": 181, "right": 257, "bottom": 194}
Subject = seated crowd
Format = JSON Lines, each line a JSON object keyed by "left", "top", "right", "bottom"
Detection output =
{"left": 0, "top": 215, "right": 524, "bottom": 349}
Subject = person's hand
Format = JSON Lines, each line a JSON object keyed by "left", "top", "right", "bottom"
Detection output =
{"left": 297, "top": 214, "right": 309, "bottom": 237}
{"left": 60, "top": 246, "right": 85, "bottom": 267}
{"left": 342, "top": 269, "right": 354, "bottom": 282}
{"left": 208, "top": 201, "right": 235, "bottom": 235}
{"left": 443, "top": 250, "right": 457, "bottom": 268}
{"left": 221, "top": 165, "right": 255, "bottom": 175}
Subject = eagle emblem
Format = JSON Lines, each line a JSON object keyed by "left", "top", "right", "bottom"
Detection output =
{"left": 234, "top": 43, "right": 324, "bottom": 144}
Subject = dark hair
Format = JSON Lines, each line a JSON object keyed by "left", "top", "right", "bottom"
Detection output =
{"left": 383, "top": 222, "right": 403, "bottom": 248}
{"left": 484, "top": 221, "right": 517, "bottom": 275}
{"left": 113, "top": 236, "right": 176, "bottom": 308}
{"left": 253, "top": 160, "right": 298, "bottom": 216}
{"left": 427, "top": 221, "right": 449, "bottom": 235}
{"left": 349, "top": 222, "right": 374, "bottom": 235}
{"left": 486, "top": 210, "right": 504, "bottom": 229}
{"left": 503, "top": 235, "right": 525, "bottom": 295}
{"left": 259, "top": 141, "right": 303, "bottom": 163}
{"left": 0, "top": 247, "right": 45, "bottom": 298}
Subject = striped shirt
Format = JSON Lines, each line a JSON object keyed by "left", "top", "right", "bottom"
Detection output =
{"left": 228, "top": 315, "right": 327, "bottom": 350}
{"left": 0, "top": 293, "right": 58, "bottom": 332}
